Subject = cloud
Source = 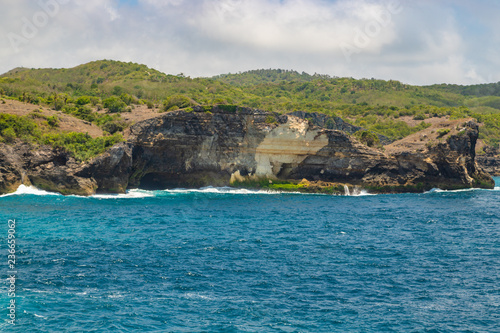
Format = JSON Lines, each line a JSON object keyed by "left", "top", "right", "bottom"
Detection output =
{"left": 0, "top": 0, "right": 498, "bottom": 85}
{"left": 192, "top": 0, "right": 398, "bottom": 55}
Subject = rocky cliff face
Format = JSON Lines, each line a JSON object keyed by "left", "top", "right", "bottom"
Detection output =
{"left": 288, "top": 111, "right": 392, "bottom": 145}
{"left": 0, "top": 106, "right": 494, "bottom": 195}
{"left": 476, "top": 147, "right": 500, "bottom": 176}
{"left": 0, "top": 142, "right": 97, "bottom": 195}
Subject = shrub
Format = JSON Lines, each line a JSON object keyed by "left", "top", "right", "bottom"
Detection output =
{"left": 217, "top": 104, "right": 238, "bottom": 113}
{"left": 265, "top": 115, "right": 277, "bottom": 124}
{"left": 112, "top": 86, "right": 124, "bottom": 96}
{"left": 75, "top": 106, "right": 95, "bottom": 120}
{"left": 120, "top": 93, "right": 137, "bottom": 105}
{"left": 90, "top": 97, "right": 100, "bottom": 106}
{"left": 163, "top": 95, "right": 196, "bottom": 111}
{"left": 46, "top": 116, "right": 59, "bottom": 128}
{"left": 1, "top": 127, "right": 16, "bottom": 142}
{"left": 53, "top": 97, "right": 65, "bottom": 111}
{"left": 101, "top": 121, "right": 126, "bottom": 134}
{"left": 413, "top": 113, "right": 426, "bottom": 120}
{"left": 166, "top": 105, "right": 179, "bottom": 112}
{"left": 41, "top": 132, "right": 123, "bottom": 161}
{"left": 103, "top": 96, "right": 127, "bottom": 113}
{"left": 0, "top": 114, "right": 40, "bottom": 141}
{"left": 354, "top": 130, "right": 380, "bottom": 147}
{"left": 75, "top": 96, "right": 91, "bottom": 106}
{"left": 29, "top": 110, "right": 47, "bottom": 120}
{"left": 437, "top": 128, "right": 451, "bottom": 138}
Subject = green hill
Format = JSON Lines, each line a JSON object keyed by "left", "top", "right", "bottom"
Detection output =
{"left": 1, "top": 61, "right": 500, "bottom": 149}
{"left": 212, "top": 69, "right": 319, "bottom": 86}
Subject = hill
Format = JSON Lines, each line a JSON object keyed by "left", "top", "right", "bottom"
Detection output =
{"left": 1, "top": 61, "right": 500, "bottom": 151}
{"left": 213, "top": 69, "right": 319, "bottom": 86}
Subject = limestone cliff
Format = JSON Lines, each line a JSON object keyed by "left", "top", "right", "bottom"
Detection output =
{"left": 93, "top": 106, "right": 494, "bottom": 193}
{"left": 0, "top": 106, "right": 494, "bottom": 195}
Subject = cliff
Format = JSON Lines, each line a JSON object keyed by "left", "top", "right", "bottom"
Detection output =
{"left": 0, "top": 106, "right": 494, "bottom": 195}
{"left": 476, "top": 147, "right": 500, "bottom": 176}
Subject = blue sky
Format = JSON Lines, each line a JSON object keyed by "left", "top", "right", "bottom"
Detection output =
{"left": 1, "top": 0, "right": 499, "bottom": 85}
{"left": 118, "top": 0, "right": 138, "bottom": 6}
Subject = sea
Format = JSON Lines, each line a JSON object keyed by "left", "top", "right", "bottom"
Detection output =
{"left": 0, "top": 179, "right": 499, "bottom": 332}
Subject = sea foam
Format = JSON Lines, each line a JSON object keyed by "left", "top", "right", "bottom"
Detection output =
{"left": 0, "top": 185, "right": 61, "bottom": 197}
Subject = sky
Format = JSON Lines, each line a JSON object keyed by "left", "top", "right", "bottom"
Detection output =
{"left": 0, "top": 0, "right": 499, "bottom": 85}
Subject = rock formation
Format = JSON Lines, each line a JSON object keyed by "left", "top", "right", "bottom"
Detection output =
{"left": 0, "top": 106, "right": 494, "bottom": 195}
{"left": 288, "top": 111, "right": 392, "bottom": 145}
{"left": 0, "top": 143, "right": 96, "bottom": 195}
{"left": 476, "top": 147, "right": 500, "bottom": 176}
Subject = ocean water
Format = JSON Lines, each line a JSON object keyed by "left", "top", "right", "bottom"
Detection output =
{"left": 0, "top": 180, "right": 499, "bottom": 332}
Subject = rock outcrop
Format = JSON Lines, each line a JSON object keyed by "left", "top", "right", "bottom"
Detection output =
{"left": 0, "top": 142, "right": 97, "bottom": 195}
{"left": 288, "top": 111, "right": 392, "bottom": 145}
{"left": 477, "top": 147, "right": 500, "bottom": 176}
{"left": 0, "top": 106, "right": 494, "bottom": 195}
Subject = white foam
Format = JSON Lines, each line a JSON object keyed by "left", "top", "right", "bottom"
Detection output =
{"left": 92, "top": 189, "right": 155, "bottom": 199}
{"left": 164, "top": 186, "right": 284, "bottom": 195}
{"left": 184, "top": 292, "right": 214, "bottom": 301}
{"left": 352, "top": 190, "right": 375, "bottom": 196}
{"left": 0, "top": 184, "right": 384, "bottom": 199}
{"left": 425, "top": 187, "right": 490, "bottom": 194}
{"left": 92, "top": 186, "right": 276, "bottom": 198}
{"left": 0, "top": 184, "right": 61, "bottom": 197}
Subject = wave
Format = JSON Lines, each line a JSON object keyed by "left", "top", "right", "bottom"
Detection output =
{"left": 0, "top": 184, "right": 378, "bottom": 199}
{"left": 347, "top": 189, "right": 374, "bottom": 197}
{"left": 425, "top": 186, "right": 500, "bottom": 194}
{"left": 91, "top": 189, "right": 156, "bottom": 199}
{"left": 92, "top": 186, "right": 288, "bottom": 199}
{"left": 0, "top": 185, "right": 305, "bottom": 199}
{"left": 7, "top": 184, "right": 496, "bottom": 199}
{"left": 0, "top": 185, "right": 61, "bottom": 198}
{"left": 163, "top": 186, "right": 284, "bottom": 195}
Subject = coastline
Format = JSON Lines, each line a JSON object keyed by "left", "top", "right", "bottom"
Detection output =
{"left": 0, "top": 107, "right": 495, "bottom": 196}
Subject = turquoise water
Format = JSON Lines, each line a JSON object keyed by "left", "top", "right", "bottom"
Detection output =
{"left": 1, "top": 180, "right": 499, "bottom": 332}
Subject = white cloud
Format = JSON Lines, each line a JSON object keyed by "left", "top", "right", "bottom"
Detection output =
{"left": 193, "top": 0, "right": 398, "bottom": 54}
{"left": 0, "top": 0, "right": 498, "bottom": 85}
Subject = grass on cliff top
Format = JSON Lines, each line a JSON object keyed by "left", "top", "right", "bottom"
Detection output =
{"left": 0, "top": 113, "right": 122, "bottom": 161}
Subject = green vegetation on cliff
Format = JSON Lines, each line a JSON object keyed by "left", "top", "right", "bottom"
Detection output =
{"left": 0, "top": 113, "right": 122, "bottom": 160}
{"left": 1, "top": 61, "right": 500, "bottom": 148}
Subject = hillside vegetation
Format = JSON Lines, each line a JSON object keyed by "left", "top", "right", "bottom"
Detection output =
{"left": 0, "top": 112, "right": 122, "bottom": 161}
{"left": 1, "top": 60, "right": 500, "bottom": 152}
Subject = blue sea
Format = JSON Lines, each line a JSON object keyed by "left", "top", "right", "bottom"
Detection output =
{"left": 1, "top": 179, "right": 499, "bottom": 332}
